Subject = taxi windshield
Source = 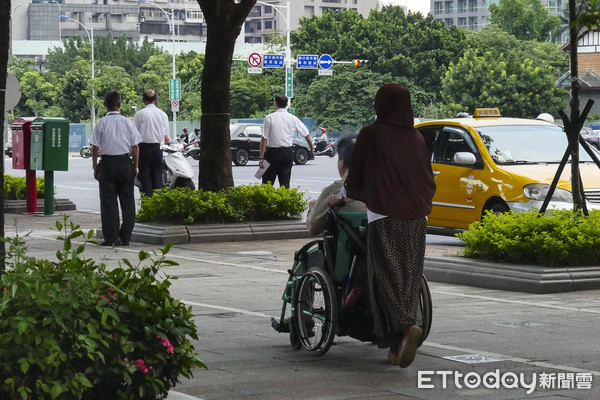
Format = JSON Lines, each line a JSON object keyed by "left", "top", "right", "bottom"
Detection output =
{"left": 477, "top": 125, "right": 597, "bottom": 165}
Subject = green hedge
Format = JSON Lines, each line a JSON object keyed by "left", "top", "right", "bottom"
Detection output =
{"left": 3, "top": 175, "right": 45, "bottom": 200}
{"left": 136, "top": 184, "right": 308, "bottom": 225}
{"left": 457, "top": 209, "right": 600, "bottom": 267}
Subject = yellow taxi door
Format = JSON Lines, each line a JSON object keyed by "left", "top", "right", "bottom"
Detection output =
{"left": 428, "top": 126, "right": 482, "bottom": 229}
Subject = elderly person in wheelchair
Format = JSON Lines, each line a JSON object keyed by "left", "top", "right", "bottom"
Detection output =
{"left": 306, "top": 135, "right": 366, "bottom": 236}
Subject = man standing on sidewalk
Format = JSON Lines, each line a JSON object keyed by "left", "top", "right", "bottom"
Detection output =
{"left": 90, "top": 91, "right": 142, "bottom": 246}
{"left": 258, "top": 95, "right": 314, "bottom": 188}
{"left": 134, "top": 89, "right": 170, "bottom": 197}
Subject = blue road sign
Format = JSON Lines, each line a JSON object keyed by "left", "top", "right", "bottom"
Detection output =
{"left": 318, "top": 54, "right": 333, "bottom": 70}
{"left": 297, "top": 55, "right": 318, "bottom": 69}
{"left": 263, "top": 54, "right": 285, "bottom": 68}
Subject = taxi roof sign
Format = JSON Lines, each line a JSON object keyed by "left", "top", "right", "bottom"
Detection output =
{"left": 474, "top": 108, "right": 502, "bottom": 118}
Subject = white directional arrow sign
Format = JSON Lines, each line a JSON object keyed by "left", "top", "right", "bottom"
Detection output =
{"left": 318, "top": 54, "right": 333, "bottom": 70}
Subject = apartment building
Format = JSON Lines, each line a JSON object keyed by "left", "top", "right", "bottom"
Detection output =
{"left": 13, "top": 0, "right": 205, "bottom": 43}
{"left": 16, "top": 0, "right": 382, "bottom": 46}
{"left": 245, "top": 0, "right": 380, "bottom": 44}
{"left": 431, "top": 0, "right": 566, "bottom": 41}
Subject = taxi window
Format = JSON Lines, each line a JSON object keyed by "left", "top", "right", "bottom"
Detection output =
{"left": 433, "top": 127, "right": 477, "bottom": 165}
{"left": 245, "top": 126, "right": 263, "bottom": 138}
{"left": 476, "top": 125, "right": 595, "bottom": 164}
{"left": 417, "top": 126, "right": 441, "bottom": 157}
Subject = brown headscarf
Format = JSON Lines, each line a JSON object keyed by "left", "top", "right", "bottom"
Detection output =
{"left": 345, "top": 84, "right": 435, "bottom": 219}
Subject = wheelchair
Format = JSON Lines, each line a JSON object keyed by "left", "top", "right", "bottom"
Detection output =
{"left": 272, "top": 208, "right": 433, "bottom": 356}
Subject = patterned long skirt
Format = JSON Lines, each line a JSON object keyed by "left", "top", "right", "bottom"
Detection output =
{"left": 367, "top": 217, "right": 427, "bottom": 348}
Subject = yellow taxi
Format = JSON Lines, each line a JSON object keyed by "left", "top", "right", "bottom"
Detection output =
{"left": 415, "top": 108, "right": 600, "bottom": 231}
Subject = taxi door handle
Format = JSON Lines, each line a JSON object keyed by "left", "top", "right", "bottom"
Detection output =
{"left": 433, "top": 170, "right": 440, "bottom": 177}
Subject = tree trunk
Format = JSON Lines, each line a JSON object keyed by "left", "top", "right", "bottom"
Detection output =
{"left": 197, "top": 0, "right": 256, "bottom": 192}
{"left": 567, "top": 0, "right": 584, "bottom": 212}
{"left": 0, "top": 0, "right": 10, "bottom": 273}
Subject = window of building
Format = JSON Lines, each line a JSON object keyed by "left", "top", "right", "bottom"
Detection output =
{"left": 305, "top": 5, "right": 315, "bottom": 17}
{"left": 322, "top": 0, "right": 342, "bottom": 3}
{"left": 264, "top": 6, "right": 273, "bottom": 14}
{"left": 468, "top": 16, "right": 477, "bottom": 29}
{"left": 458, "top": 17, "right": 467, "bottom": 26}
{"left": 468, "top": 0, "right": 477, "bottom": 12}
{"left": 434, "top": 2, "right": 443, "bottom": 15}
{"left": 445, "top": 18, "right": 454, "bottom": 27}
{"left": 444, "top": 1, "right": 453, "bottom": 14}
{"left": 265, "top": 20, "right": 272, "bottom": 30}
{"left": 458, "top": 0, "right": 467, "bottom": 13}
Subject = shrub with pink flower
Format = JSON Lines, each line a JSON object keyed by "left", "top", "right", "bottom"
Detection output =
{"left": 157, "top": 335, "right": 175, "bottom": 354}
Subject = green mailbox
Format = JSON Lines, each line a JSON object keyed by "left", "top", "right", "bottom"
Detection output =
{"left": 29, "top": 117, "right": 70, "bottom": 216}
{"left": 30, "top": 117, "right": 69, "bottom": 171}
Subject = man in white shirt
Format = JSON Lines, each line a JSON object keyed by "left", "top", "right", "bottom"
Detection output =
{"left": 258, "top": 95, "right": 314, "bottom": 188}
{"left": 90, "top": 91, "right": 142, "bottom": 246}
{"left": 134, "top": 89, "right": 170, "bottom": 197}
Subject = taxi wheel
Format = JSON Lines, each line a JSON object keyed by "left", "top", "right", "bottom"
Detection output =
{"left": 484, "top": 202, "right": 509, "bottom": 216}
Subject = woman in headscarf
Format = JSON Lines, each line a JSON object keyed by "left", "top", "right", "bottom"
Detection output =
{"left": 345, "top": 84, "right": 435, "bottom": 368}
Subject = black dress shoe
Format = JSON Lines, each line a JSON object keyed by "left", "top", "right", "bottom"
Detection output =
{"left": 116, "top": 240, "right": 130, "bottom": 246}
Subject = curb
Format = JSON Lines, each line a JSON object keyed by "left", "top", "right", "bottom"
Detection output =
{"left": 166, "top": 391, "right": 204, "bottom": 400}
{"left": 4, "top": 198, "right": 76, "bottom": 214}
{"left": 424, "top": 255, "right": 600, "bottom": 294}
{"left": 129, "top": 219, "right": 312, "bottom": 245}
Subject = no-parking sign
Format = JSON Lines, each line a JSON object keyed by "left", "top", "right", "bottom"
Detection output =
{"left": 171, "top": 99, "right": 179, "bottom": 112}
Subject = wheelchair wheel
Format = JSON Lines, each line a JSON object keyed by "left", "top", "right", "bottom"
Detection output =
{"left": 289, "top": 316, "right": 302, "bottom": 349}
{"left": 416, "top": 275, "right": 433, "bottom": 348}
{"left": 294, "top": 267, "right": 338, "bottom": 355}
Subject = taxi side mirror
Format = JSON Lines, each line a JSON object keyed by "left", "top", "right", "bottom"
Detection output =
{"left": 454, "top": 152, "right": 477, "bottom": 166}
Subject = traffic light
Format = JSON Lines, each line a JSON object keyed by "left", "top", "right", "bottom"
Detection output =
{"left": 353, "top": 59, "right": 368, "bottom": 67}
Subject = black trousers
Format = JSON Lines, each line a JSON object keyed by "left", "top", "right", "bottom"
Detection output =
{"left": 98, "top": 154, "right": 136, "bottom": 244}
{"left": 138, "top": 142, "right": 163, "bottom": 197}
{"left": 262, "top": 147, "right": 293, "bottom": 188}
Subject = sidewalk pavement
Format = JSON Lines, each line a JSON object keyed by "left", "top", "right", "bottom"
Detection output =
{"left": 4, "top": 209, "right": 600, "bottom": 399}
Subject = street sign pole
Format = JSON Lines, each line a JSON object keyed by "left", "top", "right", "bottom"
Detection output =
{"left": 286, "top": 67, "right": 293, "bottom": 99}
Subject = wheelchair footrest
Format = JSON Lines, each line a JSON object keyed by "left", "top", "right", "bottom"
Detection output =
{"left": 271, "top": 317, "right": 290, "bottom": 333}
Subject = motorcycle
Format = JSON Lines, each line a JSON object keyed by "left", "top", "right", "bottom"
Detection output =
{"left": 162, "top": 140, "right": 195, "bottom": 190}
{"left": 313, "top": 140, "right": 336, "bottom": 157}
{"left": 182, "top": 129, "right": 201, "bottom": 160}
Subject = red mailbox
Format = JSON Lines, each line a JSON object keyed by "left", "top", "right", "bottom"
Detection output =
{"left": 11, "top": 117, "right": 36, "bottom": 170}
{"left": 10, "top": 117, "right": 38, "bottom": 213}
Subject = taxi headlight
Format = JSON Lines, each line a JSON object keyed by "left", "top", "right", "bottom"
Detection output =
{"left": 523, "top": 184, "right": 573, "bottom": 202}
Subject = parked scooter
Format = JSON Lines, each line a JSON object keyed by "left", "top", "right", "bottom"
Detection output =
{"left": 313, "top": 140, "right": 336, "bottom": 157}
{"left": 162, "top": 140, "right": 195, "bottom": 189}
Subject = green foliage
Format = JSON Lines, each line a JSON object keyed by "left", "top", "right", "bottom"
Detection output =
{"left": 457, "top": 209, "right": 600, "bottom": 267}
{"left": 488, "top": 0, "right": 562, "bottom": 42}
{"left": 441, "top": 49, "right": 566, "bottom": 118}
{"left": 291, "top": 6, "right": 468, "bottom": 123}
{"left": 0, "top": 216, "right": 205, "bottom": 399}
{"left": 136, "top": 184, "right": 308, "bottom": 224}
{"left": 3, "top": 175, "right": 45, "bottom": 200}
{"left": 293, "top": 69, "right": 391, "bottom": 132}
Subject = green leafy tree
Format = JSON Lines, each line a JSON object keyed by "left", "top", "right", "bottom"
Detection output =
{"left": 19, "top": 69, "right": 57, "bottom": 117}
{"left": 95, "top": 65, "right": 137, "bottom": 117}
{"left": 176, "top": 51, "right": 205, "bottom": 121}
{"left": 56, "top": 59, "right": 94, "bottom": 123}
{"left": 294, "top": 69, "right": 391, "bottom": 132}
{"left": 489, "top": 0, "right": 562, "bottom": 42}
{"left": 229, "top": 62, "right": 280, "bottom": 118}
{"left": 466, "top": 26, "right": 568, "bottom": 79}
{"left": 136, "top": 54, "right": 172, "bottom": 107}
{"left": 292, "top": 6, "right": 467, "bottom": 108}
{"left": 441, "top": 50, "right": 565, "bottom": 118}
